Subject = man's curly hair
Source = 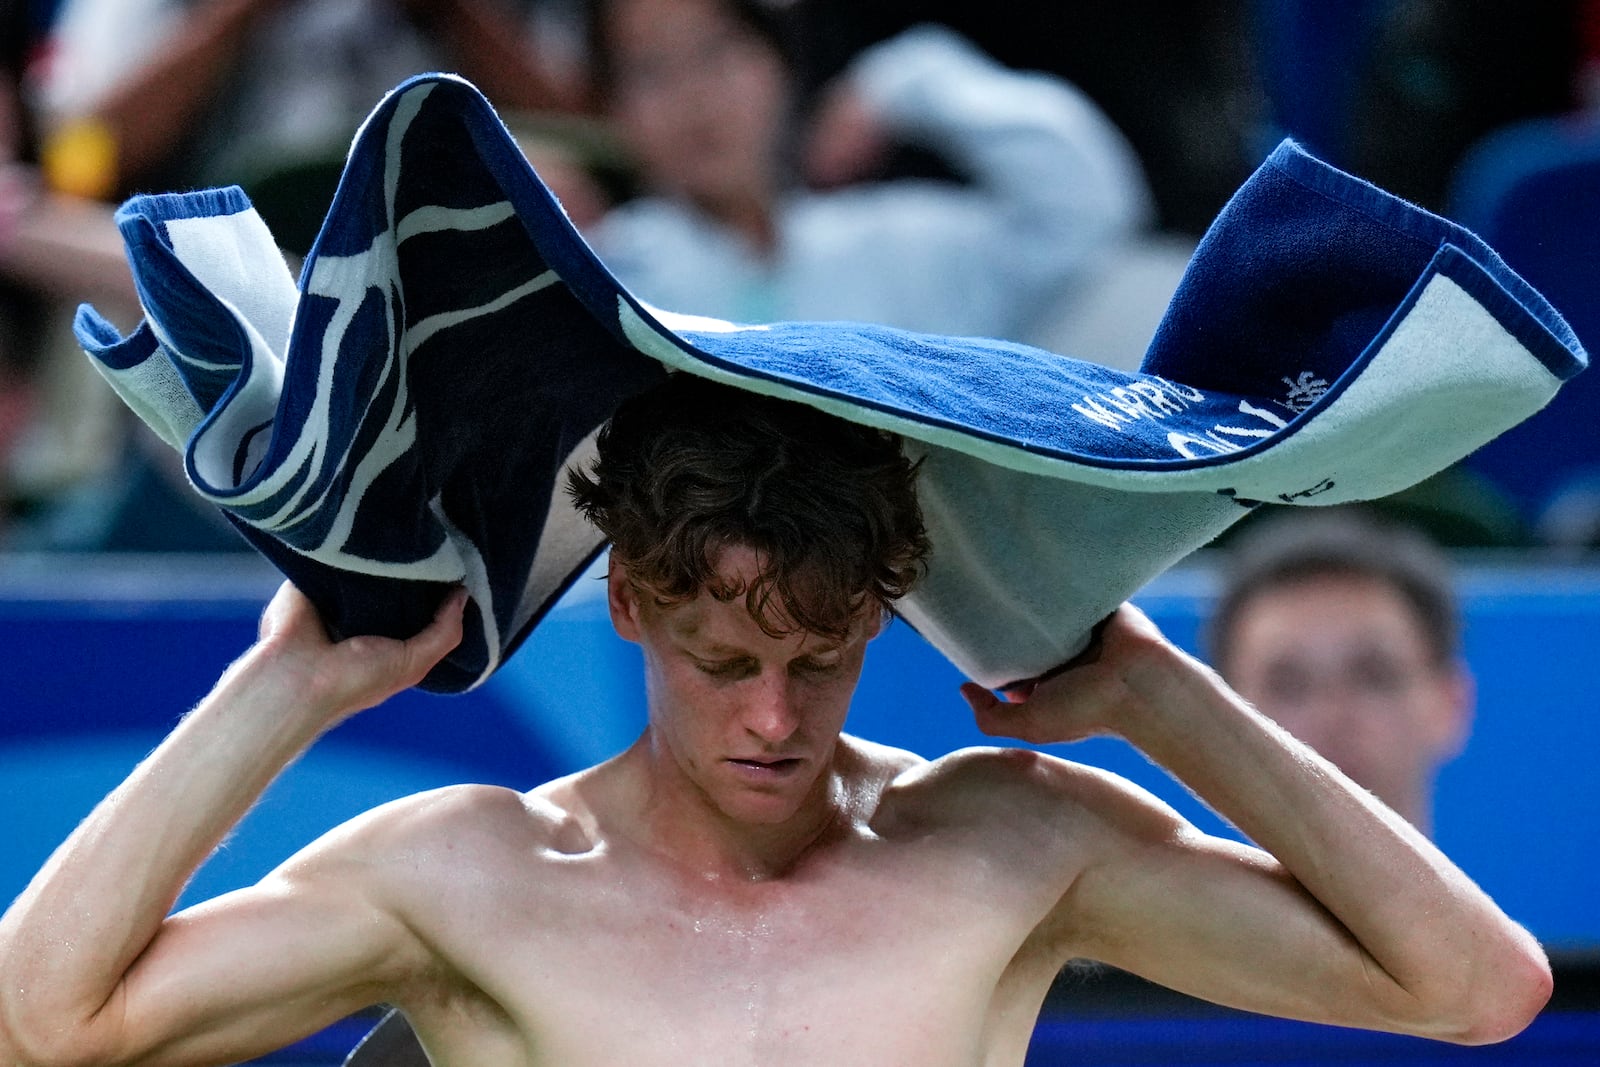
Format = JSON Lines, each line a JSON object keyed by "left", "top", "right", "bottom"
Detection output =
{"left": 567, "top": 375, "right": 929, "bottom": 640}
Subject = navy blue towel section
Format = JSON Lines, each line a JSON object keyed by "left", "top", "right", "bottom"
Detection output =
{"left": 74, "top": 74, "right": 1584, "bottom": 693}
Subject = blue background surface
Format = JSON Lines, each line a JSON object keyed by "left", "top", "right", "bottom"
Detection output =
{"left": 3, "top": 551, "right": 1598, "bottom": 1066}
{"left": 3, "top": 551, "right": 1596, "bottom": 948}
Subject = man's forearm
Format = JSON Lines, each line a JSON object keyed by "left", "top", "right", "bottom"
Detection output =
{"left": 1117, "top": 642, "right": 1549, "bottom": 1037}
{"left": 0, "top": 646, "right": 332, "bottom": 1058}
{"left": 0, "top": 584, "right": 461, "bottom": 1064}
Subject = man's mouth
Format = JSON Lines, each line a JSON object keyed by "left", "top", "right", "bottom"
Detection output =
{"left": 727, "top": 757, "right": 804, "bottom": 776}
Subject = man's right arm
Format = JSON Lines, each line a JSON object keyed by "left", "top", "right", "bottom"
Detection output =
{"left": 961, "top": 605, "right": 1549, "bottom": 1045}
{"left": 0, "top": 583, "right": 465, "bottom": 1067}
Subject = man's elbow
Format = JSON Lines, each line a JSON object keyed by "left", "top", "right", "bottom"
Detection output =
{"left": 1445, "top": 941, "right": 1554, "bottom": 1046}
{"left": 0, "top": 1036, "right": 117, "bottom": 1067}
{"left": 0, "top": 1007, "right": 123, "bottom": 1067}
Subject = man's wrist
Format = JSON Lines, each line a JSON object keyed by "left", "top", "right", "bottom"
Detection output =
{"left": 210, "top": 640, "right": 350, "bottom": 743}
{"left": 1103, "top": 638, "right": 1225, "bottom": 751}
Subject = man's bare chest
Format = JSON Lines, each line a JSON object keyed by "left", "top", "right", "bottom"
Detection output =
{"left": 407, "top": 840, "right": 1056, "bottom": 1065}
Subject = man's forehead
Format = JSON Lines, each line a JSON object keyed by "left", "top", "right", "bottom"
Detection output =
{"left": 656, "top": 591, "right": 857, "bottom": 652}
{"left": 625, "top": 542, "right": 877, "bottom": 646}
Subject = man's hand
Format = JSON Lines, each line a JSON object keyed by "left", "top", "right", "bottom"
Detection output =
{"left": 958, "top": 604, "right": 1171, "bottom": 745}
{"left": 253, "top": 582, "right": 467, "bottom": 725}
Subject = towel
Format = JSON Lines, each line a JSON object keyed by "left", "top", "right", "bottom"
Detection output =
{"left": 74, "top": 74, "right": 1585, "bottom": 693}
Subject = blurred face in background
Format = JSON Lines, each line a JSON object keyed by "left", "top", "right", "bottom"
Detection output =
{"left": 1220, "top": 573, "right": 1473, "bottom": 835}
{"left": 600, "top": 0, "right": 791, "bottom": 217}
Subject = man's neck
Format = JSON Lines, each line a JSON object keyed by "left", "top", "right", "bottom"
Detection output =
{"left": 615, "top": 735, "right": 861, "bottom": 882}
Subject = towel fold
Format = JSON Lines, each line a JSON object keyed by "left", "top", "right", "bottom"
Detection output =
{"left": 75, "top": 74, "right": 1585, "bottom": 692}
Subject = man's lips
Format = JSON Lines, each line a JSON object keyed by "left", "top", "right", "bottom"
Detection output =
{"left": 726, "top": 757, "right": 804, "bottom": 776}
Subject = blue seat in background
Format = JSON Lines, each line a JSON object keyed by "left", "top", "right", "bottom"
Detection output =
{"left": 1448, "top": 114, "right": 1600, "bottom": 539}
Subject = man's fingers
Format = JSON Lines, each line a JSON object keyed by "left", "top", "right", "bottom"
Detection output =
{"left": 433, "top": 586, "right": 469, "bottom": 628}
{"left": 959, "top": 681, "right": 999, "bottom": 718}
{"left": 432, "top": 587, "right": 468, "bottom": 652}
{"left": 402, "top": 587, "right": 468, "bottom": 676}
{"left": 258, "top": 580, "right": 321, "bottom": 641}
{"left": 962, "top": 682, "right": 1042, "bottom": 741}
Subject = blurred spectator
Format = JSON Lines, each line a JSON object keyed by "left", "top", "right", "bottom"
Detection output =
{"left": 0, "top": 173, "right": 148, "bottom": 549}
{"left": 800, "top": 0, "right": 1266, "bottom": 239}
{"left": 1206, "top": 510, "right": 1473, "bottom": 836}
{"left": 0, "top": 0, "right": 41, "bottom": 537}
{"left": 37, "top": 0, "right": 588, "bottom": 254}
{"left": 1, "top": 0, "right": 145, "bottom": 544}
{"left": 6, "top": 0, "right": 594, "bottom": 550}
{"left": 502, "top": 108, "right": 637, "bottom": 231}
{"left": 582, "top": 0, "right": 1159, "bottom": 349}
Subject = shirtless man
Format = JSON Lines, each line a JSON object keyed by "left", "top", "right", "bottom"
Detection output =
{"left": 0, "top": 376, "right": 1550, "bottom": 1066}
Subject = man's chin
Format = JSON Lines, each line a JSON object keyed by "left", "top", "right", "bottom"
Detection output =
{"left": 722, "top": 802, "right": 801, "bottom": 827}
{"left": 713, "top": 774, "right": 817, "bottom": 825}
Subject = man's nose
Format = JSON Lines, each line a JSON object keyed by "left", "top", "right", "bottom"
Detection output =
{"left": 743, "top": 672, "right": 801, "bottom": 744}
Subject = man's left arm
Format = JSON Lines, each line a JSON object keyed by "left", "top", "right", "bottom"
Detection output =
{"left": 962, "top": 605, "right": 1551, "bottom": 1045}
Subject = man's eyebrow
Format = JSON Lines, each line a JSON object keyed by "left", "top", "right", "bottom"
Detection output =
{"left": 675, "top": 635, "right": 844, "bottom": 658}
{"left": 663, "top": 619, "right": 745, "bottom": 654}
{"left": 687, "top": 642, "right": 755, "bottom": 657}
{"left": 663, "top": 612, "right": 703, "bottom": 638}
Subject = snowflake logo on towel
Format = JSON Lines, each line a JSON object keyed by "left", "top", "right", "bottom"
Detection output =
{"left": 1281, "top": 371, "right": 1330, "bottom": 413}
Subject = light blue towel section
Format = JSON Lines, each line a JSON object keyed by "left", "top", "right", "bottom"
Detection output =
{"left": 73, "top": 74, "right": 1585, "bottom": 692}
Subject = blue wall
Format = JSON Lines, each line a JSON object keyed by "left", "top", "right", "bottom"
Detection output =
{"left": 2, "top": 553, "right": 1597, "bottom": 949}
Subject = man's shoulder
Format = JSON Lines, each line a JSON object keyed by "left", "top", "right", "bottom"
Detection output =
{"left": 875, "top": 744, "right": 1145, "bottom": 837}
{"left": 856, "top": 746, "right": 1150, "bottom": 920}
{"left": 895, "top": 744, "right": 1081, "bottom": 793}
{"left": 312, "top": 781, "right": 596, "bottom": 869}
